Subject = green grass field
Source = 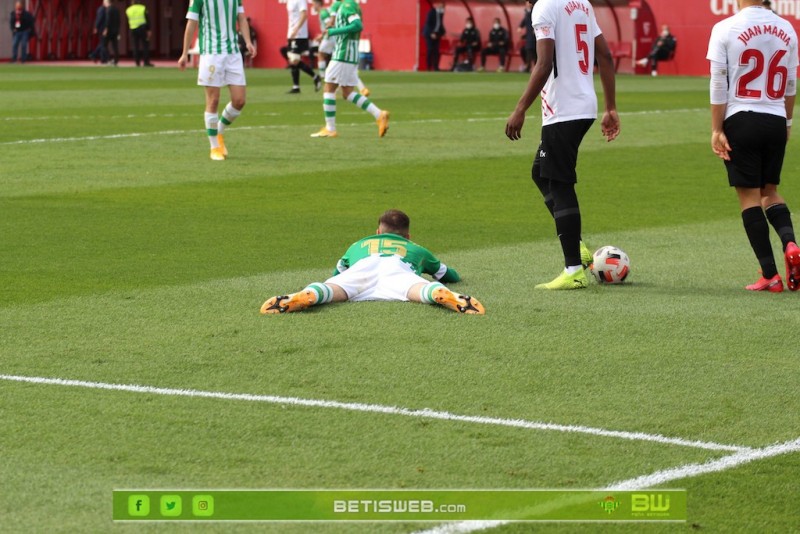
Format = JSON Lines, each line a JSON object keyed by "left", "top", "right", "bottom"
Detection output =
{"left": 1, "top": 66, "right": 799, "bottom": 533}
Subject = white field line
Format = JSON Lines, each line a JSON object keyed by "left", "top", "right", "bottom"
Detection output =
{"left": 412, "top": 437, "right": 800, "bottom": 534}
{"left": 0, "top": 108, "right": 705, "bottom": 146}
{"left": 0, "top": 374, "right": 746, "bottom": 452}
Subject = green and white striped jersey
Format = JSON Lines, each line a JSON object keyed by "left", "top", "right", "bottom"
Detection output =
{"left": 328, "top": 0, "right": 362, "bottom": 64}
{"left": 187, "top": 0, "right": 244, "bottom": 55}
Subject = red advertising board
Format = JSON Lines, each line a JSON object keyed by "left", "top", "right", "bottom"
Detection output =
{"left": 245, "top": 0, "right": 800, "bottom": 76}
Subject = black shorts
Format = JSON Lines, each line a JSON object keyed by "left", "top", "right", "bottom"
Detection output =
{"left": 533, "top": 119, "right": 594, "bottom": 183}
{"left": 723, "top": 111, "right": 787, "bottom": 188}
{"left": 287, "top": 38, "right": 310, "bottom": 55}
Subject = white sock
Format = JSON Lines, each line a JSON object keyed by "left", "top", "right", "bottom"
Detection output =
{"left": 323, "top": 92, "right": 336, "bottom": 131}
{"left": 565, "top": 265, "right": 582, "bottom": 275}
{"left": 204, "top": 112, "right": 219, "bottom": 148}
{"left": 420, "top": 282, "right": 445, "bottom": 304}
{"left": 346, "top": 92, "right": 381, "bottom": 120}
{"left": 218, "top": 103, "right": 241, "bottom": 134}
{"left": 305, "top": 283, "right": 333, "bottom": 305}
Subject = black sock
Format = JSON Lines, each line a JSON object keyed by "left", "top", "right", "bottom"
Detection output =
{"left": 297, "top": 61, "right": 316, "bottom": 78}
{"left": 765, "top": 203, "right": 796, "bottom": 251}
{"left": 742, "top": 206, "right": 778, "bottom": 278}
{"left": 290, "top": 66, "right": 300, "bottom": 86}
{"left": 551, "top": 181, "right": 581, "bottom": 267}
{"left": 555, "top": 209, "right": 582, "bottom": 267}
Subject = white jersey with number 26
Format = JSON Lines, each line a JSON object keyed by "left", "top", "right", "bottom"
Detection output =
{"left": 707, "top": 6, "right": 798, "bottom": 120}
{"left": 531, "top": 0, "right": 602, "bottom": 126}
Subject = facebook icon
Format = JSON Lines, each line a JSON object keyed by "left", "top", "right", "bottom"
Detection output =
{"left": 128, "top": 495, "right": 150, "bottom": 516}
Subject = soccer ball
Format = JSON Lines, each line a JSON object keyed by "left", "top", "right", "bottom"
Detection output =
{"left": 590, "top": 246, "right": 630, "bottom": 284}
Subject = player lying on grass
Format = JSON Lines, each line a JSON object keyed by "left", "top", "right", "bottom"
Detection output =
{"left": 261, "top": 209, "right": 485, "bottom": 315}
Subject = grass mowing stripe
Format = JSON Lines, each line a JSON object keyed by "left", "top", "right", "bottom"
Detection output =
{"left": 0, "top": 374, "right": 749, "bottom": 452}
{"left": 0, "top": 107, "right": 707, "bottom": 146}
{"left": 414, "top": 437, "right": 800, "bottom": 534}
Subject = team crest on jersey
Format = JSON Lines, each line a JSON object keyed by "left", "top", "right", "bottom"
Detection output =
{"left": 539, "top": 26, "right": 551, "bottom": 37}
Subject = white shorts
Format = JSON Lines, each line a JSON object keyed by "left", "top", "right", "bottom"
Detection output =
{"left": 319, "top": 38, "right": 335, "bottom": 55}
{"left": 326, "top": 255, "right": 428, "bottom": 302}
{"left": 324, "top": 60, "right": 359, "bottom": 87}
{"left": 197, "top": 54, "right": 246, "bottom": 87}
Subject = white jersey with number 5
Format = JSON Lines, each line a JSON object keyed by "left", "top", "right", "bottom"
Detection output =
{"left": 707, "top": 6, "right": 798, "bottom": 119}
{"left": 531, "top": 0, "right": 602, "bottom": 126}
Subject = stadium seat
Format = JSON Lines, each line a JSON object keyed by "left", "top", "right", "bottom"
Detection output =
{"left": 606, "top": 41, "right": 632, "bottom": 72}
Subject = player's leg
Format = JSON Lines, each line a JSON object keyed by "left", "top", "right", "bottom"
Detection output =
{"left": 294, "top": 39, "right": 322, "bottom": 90}
{"left": 532, "top": 150, "right": 592, "bottom": 269}
{"left": 763, "top": 187, "right": 800, "bottom": 289}
{"left": 534, "top": 121, "right": 593, "bottom": 289}
{"left": 261, "top": 282, "right": 348, "bottom": 314}
{"left": 287, "top": 39, "right": 303, "bottom": 93}
{"left": 407, "top": 282, "right": 485, "bottom": 315}
{"left": 356, "top": 74, "right": 369, "bottom": 97}
{"left": 551, "top": 179, "right": 582, "bottom": 272}
{"left": 203, "top": 86, "right": 225, "bottom": 160}
{"left": 738, "top": 187, "right": 782, "bottom": 291}
{"left": 311, "top": 80, "right": 340, "bottom": 138}
{"left": 216, "top": 55, "right": 247, "bottom": 156}
{"left": 216, "top": 85, "right": 244, "bottom": 156}
{"left": 762, "top": 186, "right": 796, "bottom": 250}
{"left": 341, "top": 79, "right": 389, "bottom": 138}
{"left": 726, "top": 112, "right": 784, "bottom": 291}
{"left": 760, "top": 121, "right": 800, "bottom": 289}
{"left": 297, "top": 60, "right": 320, "bottom": 85}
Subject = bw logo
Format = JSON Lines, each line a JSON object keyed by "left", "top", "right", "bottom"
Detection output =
{"left": 632, "top": 493, "right": 670, "bottom": 513}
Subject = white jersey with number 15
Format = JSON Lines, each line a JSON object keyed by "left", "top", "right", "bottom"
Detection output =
{"left": 531, "top": 0, "right": 602, "bottom": 126}
{"left": 707, "top": 6, "right": 798, "bottom": 119}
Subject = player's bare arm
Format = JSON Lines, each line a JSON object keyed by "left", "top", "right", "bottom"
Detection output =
{"left": 710, "top": 103, "right": 731, "bottom": 161}
{"left": 178, "top": 18, "right": 198, "bottom": 71}
{"left": 505, "top": 38, "right": 554, "bottom": 141}
{"left": 595, "top": 34, "right": 620, "bottom": 142}
{"left": 786, "top": 94, "right": 795, "bottom": 141}
{"left": 238, "top": 13, "right": 256, "bottom": 58}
